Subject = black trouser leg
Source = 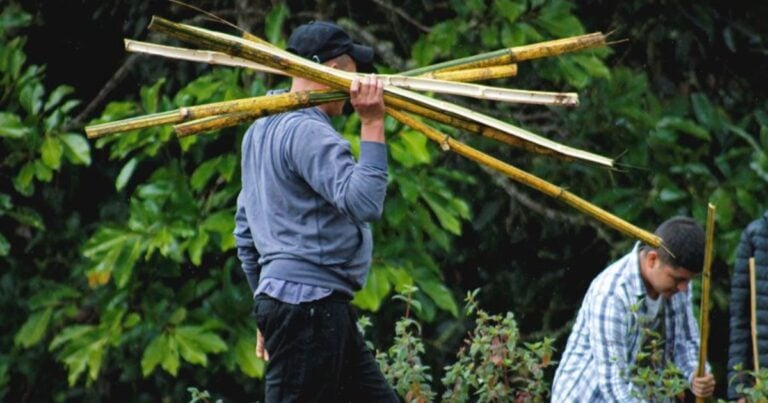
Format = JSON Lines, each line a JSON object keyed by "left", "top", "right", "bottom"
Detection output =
{"left": 254, "top": 294, "right": 399, "bottom": 403}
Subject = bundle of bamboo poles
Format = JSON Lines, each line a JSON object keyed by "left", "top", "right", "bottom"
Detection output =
{"left": 85, "top": 16, "right": 663, "bottom": 247}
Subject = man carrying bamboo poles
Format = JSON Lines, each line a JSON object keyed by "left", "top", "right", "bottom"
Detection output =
{"left": 552, "top": 217, "right": 716, "bottom": 401}
{"left": 728, "top": 212, "right": 768, "bottom": 402}
{"left": 233, "top": 21, "right": 398, "bottom": 402}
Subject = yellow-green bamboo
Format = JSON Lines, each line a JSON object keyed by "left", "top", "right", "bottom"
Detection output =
{"left": 175, "top": 112, "right": 258, "bottom": 137}
{"left": 696, "top": 203, "right": 716, "bottom": 399}
{"left": 402, "top": 32, "right": 607, "bottom": 76}
{"left": 127, "top": 39, "right": 566, "bottom": 106}
{"left": 85, "top": 90, "right": 346, "bottom": 138}
{"left": 386, "top": 106, "right": 660, "bottom": 247}
{"left": 378, "top": 74, "right": 578, "bottom": 106}
{"left": 147, "top": 17, "right": 613, "bottom": 167}
{"left": 421, "top": 64, "right": 518, "bottom": 82}
{"left": 750, "top": 257, "right": 760, "bottom": 375}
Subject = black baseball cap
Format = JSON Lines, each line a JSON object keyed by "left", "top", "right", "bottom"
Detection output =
{"left": 286, "top": 21, "right": 375, "bottom": 71}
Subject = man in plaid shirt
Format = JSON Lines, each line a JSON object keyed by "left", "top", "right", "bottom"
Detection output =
{"left": 552, "top": 217, "right": 716, "bottom": 401}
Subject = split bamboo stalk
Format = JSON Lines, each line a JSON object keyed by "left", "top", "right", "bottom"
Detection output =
{"left": 750, "top": 257, "right": 760, "bottom": 375}
{"left": 401, "top": 32, "right": 607, "bottom": 76}
{"left": 695, "top": 203, "right": 716, "bottom": 403}
{"left": 125, "top": 39, "right": 571, "bottom": 106}
{"left": 165, "top": 93, "right": 568, "bottom": 160}
{"left": 385, "top": 106, "right": 660, "bottom": 247}
{"left": 85, "top": 90, "right": 346, "bottom": 138}
{"left": 421, "top": 64, "right": 518, "bottom": 82}
{"left": 124, "top": 39, "right": 286, "bottom": 75}
{"left": 376, "top": 75, "right": 578, "bottom": 106}
{"left": 174, "top": 112, "right": 258, "bottom": 137}
{"left": 147, "top": 16, "right": 613, "bottom": 167}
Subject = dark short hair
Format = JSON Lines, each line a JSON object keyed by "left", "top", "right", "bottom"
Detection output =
{"left": 646, "top": 216, "right": 705, "bottom": 273}
{"left": 286, "top": 21, "right": 375, "bottom": 72}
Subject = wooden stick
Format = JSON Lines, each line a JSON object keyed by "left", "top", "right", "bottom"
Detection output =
{"left": 174, "top": 112, "right": 258, "bottom": 137}
{"left": 695, "top": 203, "right": 716, "bottom": 403}
{"left": 401, "top": 32, "right": 607, "bottom": 76}
{"left": 125, "top": 39, "right": 573, "bottom": 106}
{"left": 385, "top": 107, "right": 660, "bottom": 247}
{"left": 147, "top": 16, "right": 613, "bottom": 167}
{"left": 124, "top": 39, "right": 287, "bottom": 75}
{"left": 422, "top": 64, "right": 518, "bottom": 82}
{"left": 750, "top": 257, "right": 760, "bottom": 375}
{"left": 85, "top": 90, "right": 346, "bottom": 138}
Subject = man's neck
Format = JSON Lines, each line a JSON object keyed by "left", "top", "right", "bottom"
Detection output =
{"left": 638, "top": 250, "right": 660, "bottom": 299}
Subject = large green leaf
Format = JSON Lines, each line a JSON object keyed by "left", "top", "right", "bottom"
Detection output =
{"left": 234, "top": 335, "right": 264, "bottom": 378}
{"left": 41, "top": 135, "right": 63, "bottom": 170}
{"left": 141, "top": 334, "right": 166, "bottom": 376}
{"left": 190, "top": 157, "right": 219, "bottom": 191}
{"left": 43, "top": 85, "right": 74, "bottom": 112}
{"left": 352, "top": 265, "right": 391, "bottom": 312}
{"left": 174, "top": 326, "right": 227, "bottom": 367}
{"left": 14, "top": 307, "right": 53, "bottom": 348}
{"left": 0, "top": 112, "right": 29, "bottom": 138}
{"left": 60, "top": 133, "right": 91, "bottom": 165}
{"left": 19, "top": 81, "right": 44, "bottom": 115}
{"left": 115, "top": 157, "right": 138, "bottom": 191}
{"left": 265, "top": 4, "right": 289, "bottom": 45}
{"left": 493, "top": 0, "right": 526, "bottom": 23}
{"left": 161, "top": 335, "right": 180, "bottom": 376}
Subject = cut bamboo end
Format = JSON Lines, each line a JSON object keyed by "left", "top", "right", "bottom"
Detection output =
{"left": 402, "top": 32, "right": 607, "bottom": 76}
{"left": 124, "top": 39, "right": 286, "bottom": 75}
{"left": 508, "top": 32, "right": 607, "bottom": 62}
{"left": 386, "top": 106, "right": 658, "bottom": 246}
{"left": 86, "top": 110, "right": 181, "bottom": 139}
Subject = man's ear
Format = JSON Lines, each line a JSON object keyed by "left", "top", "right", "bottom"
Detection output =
{"left": 646, "top": 249, "right": 659, "bottom": 268}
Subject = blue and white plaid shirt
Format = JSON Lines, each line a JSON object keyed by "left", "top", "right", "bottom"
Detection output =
{"left": 551, "top": 243, "right": 702, "bottom": 402}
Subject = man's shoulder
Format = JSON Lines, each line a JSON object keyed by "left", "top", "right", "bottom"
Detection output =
{"left": 585, "top": 252, "right": 636, "bottom": 302}
{"left": 745, "top": 213, "right": 768, "bottom": 237}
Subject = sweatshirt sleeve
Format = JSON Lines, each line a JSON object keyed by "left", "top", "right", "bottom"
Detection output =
{"left": 288, "top": 119, "right": 388, "bottom": 223}
{"left": 234, "top": 191, "right": 260, "bottom": 295}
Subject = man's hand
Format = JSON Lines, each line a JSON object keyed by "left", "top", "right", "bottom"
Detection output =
{"left": 691, "top": 373, "right": 715, "bottom": 398}
{"left": 256, "top": 329, "right": 269, "bottom": 361}
{"left": 350, "top": 74, "right": 385, "bottom": 143}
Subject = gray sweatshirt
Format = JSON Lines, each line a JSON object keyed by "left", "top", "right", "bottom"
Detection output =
{"left": 234, "top": 105, "right": 388, "bottom": 296}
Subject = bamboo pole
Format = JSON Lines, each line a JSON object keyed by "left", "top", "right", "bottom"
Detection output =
{"left": 126, "top": 40, "right": 518, "bottom": 83}
{"left": 385, "top": 106, "right": 660, "bottom": 246}
{"left": 401, "top": 32, "right": 607, "bottom": 76}
{"left": 695, "top": 203, "right": 716, "bottom": 403}
{"left": 174, "top": 112, "right": 258, "bottom": 137}
{"left": 147, "top": 16, "right": 613, "bottom": 167}
{"left": 750, "top": 257, "right": 760, "bottom": 375}
{"left": 85, "top": 90, "right": 346, "bottom": 138}
{"left": 376, "top": 74, "right": 578, "bottom": 106}
{"left": 124, "top": 39, "right": 287, "bottom": 75}
{"left": 125, "top": 39, "right": 572, "bottom": 107}
{"left": 423, "top": 64, "right": 518, "bottom": 82}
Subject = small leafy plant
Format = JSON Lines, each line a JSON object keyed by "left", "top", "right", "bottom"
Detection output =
{"left": 441, "top": 289, "right": 554, "bottom": 403}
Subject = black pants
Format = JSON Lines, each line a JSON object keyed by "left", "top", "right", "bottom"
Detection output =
{"left": 254, "top": 293, "right": 399, "bottom": 403}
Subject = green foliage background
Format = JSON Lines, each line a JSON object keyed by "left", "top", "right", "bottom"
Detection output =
{"left": 2, "top": 0, "right": 767, "bottom": 400}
